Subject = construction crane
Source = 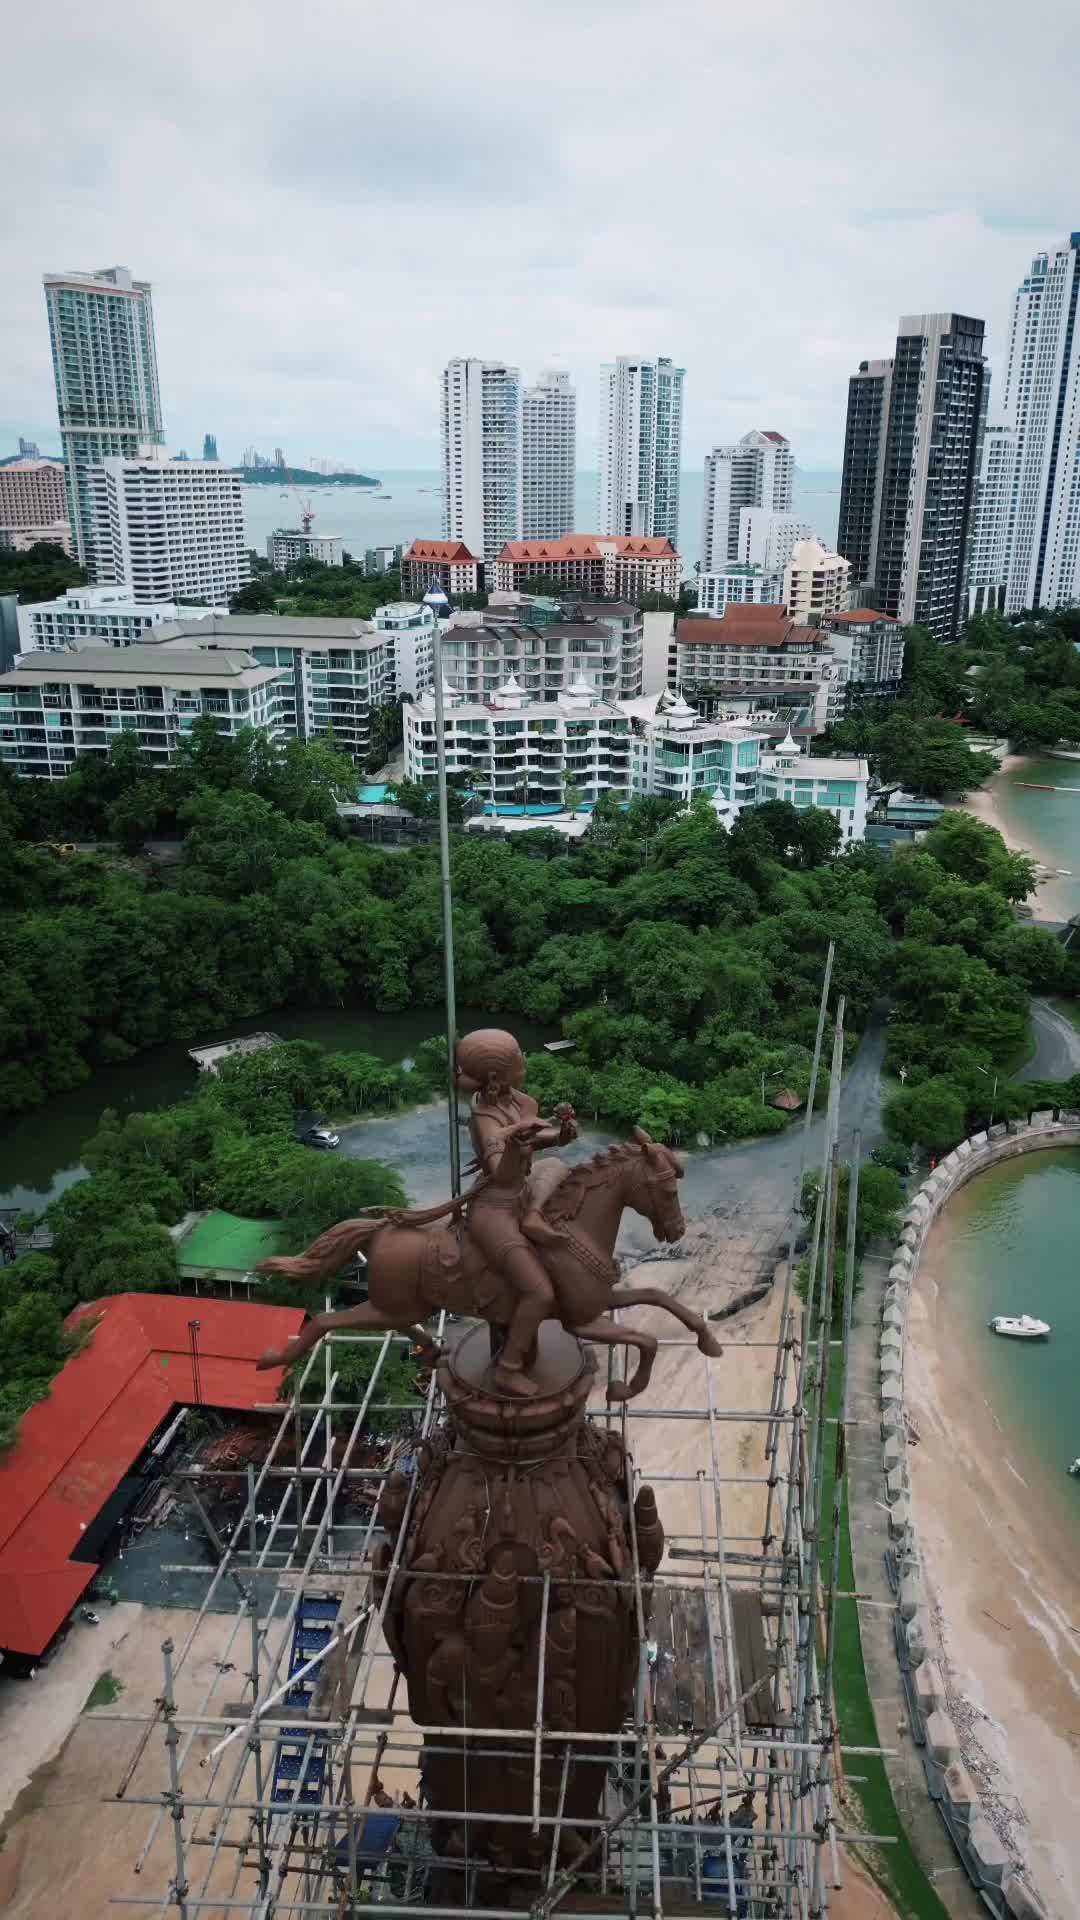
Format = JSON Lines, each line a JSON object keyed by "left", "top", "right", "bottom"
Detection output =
{"left": 293, "top": 491, "right": 316, "bottom": 535}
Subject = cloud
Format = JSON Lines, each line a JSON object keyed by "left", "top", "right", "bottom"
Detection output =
{"left": 4, "top": 0, "right": 1080, "bottom": 470}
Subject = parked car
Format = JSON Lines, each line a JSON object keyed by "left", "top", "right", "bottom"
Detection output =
{"left": 303, "top": 1126, "right": 340, "bottom": 1151}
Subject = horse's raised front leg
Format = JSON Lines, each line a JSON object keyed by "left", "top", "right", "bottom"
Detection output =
{"left": 610, "top": 1287, "right": 724, "bottom": 1360}
{"left": 569, "top": 1316, "right": 658, "bottom": 1402}
{"left": 256, "top": 1301, "right": 404, "bottom": 1372}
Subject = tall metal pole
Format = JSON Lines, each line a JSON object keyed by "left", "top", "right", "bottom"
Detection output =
{"left": 423, "top": 586, "right": 461, "bottom": 1197}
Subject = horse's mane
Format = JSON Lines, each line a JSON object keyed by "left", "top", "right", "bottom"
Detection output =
{"left": 544, "top": 1141, "right": 643, "bottom": 1224}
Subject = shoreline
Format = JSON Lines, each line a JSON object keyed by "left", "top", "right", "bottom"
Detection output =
{"left": 961, "top": 755, "right": 1075, "bottom": 923}
{"left": 906, "top": 1201, "right": 1080, "bottom": 1918}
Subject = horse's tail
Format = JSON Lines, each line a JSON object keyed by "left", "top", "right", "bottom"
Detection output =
{"left": 258, "top": 1217, "right": 388, "bottom": 1286}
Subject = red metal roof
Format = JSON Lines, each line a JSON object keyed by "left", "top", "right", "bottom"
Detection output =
{"left": 402, "top": 539, "right": 479, "bottom": 563}
{"left": 0, "top": 1293, "right": 304, "bottom": 1657}
{"left": 676, "top": 608, "right": 821, "bottom": 648}
{"left": 496, "top": 535, "right": 676, "bottom": 561}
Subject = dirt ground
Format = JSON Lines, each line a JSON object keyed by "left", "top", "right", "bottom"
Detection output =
{"left": 0, "top": 1243, "right": 899, "bottom": 1919}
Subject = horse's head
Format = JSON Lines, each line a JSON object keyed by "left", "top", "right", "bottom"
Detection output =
{"left": 630, "top": 1127, "right": 686, "bottom": 1243}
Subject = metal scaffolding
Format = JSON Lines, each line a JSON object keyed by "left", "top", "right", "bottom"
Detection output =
{"left": 116, "top": 978, "right": 891, "bottom": 1919}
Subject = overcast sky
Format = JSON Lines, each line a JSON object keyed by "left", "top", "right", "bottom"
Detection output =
{"left": 5, "top": 0, "right": 1080, "bottom": 473}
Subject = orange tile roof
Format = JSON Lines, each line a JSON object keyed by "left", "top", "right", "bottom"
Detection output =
{"left": 676, "top": 608, "right": 822, "bottom": 648}
{"left": 403, "top": 539, "right": 479, "bottom": 563}
{"left": 496, "top": 535, "right": 676, "bottom": 562}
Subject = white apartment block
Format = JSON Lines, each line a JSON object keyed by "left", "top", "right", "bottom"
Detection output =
{"left": 0, "top": 643, "right": 290, "bottom": 779}
{"left": 818, "top": 610, "right": 905, "bottom": 695}
{"left": 624, "top": 693, "right": 766, "bottom": 812}
{"left": 522, "top": 371, "right": 576, "bottom": 539}
{"left": 405, "top": 674, "right": 632, "bottom": 809}
{"left": 44, "top": 267, "right": 164, "bottom": 570}
{"left": 442, "top": 358, "right": 523, "bottom": 560}
{"left": 267, "top": 529, "right": 344, "bottom": 569}
{"left": 0, "top": 458, "right": 72, "bottom": 554}
{"left": 738, "top": 507, "right": 814, "bottom": 572}
{"left": 599, "top": 356, "right": 684, "bottom": 543}
{"left": 756, "top": 734, "right": 869, "bottom": 844}
{"left": 782, "top": 539, "right": 851, "bottom": 622}
{"left": 89, "top": 453, "right": 251, "bottom": 605}
{"left": 669, "top": 606, "right": 839, "bottom": 734}
{"left": 16, "top": 585, "right": 225, "bottom": 655}
{"left": 696, "top": 566, "right": 782, "bottom": 614}
{"left": 441, "top": 606, "right": 642, "bottom": 705}
{"left": 157, "top": 612, "right": 421, "bottom": 766}
{"left": 490, "top": 535, "right": 679, "bottom": 600}
{"left": 370, "top": 602, "right": 436, "bottom": 698}
{"left": 997, "top": 237, "right": 1080, "bottom": 614}
{"left": 701, "top": 432, "right": 794, "bottom": 572}
{"left": 966, "top": 421, "right": 1016, "bottom": 617}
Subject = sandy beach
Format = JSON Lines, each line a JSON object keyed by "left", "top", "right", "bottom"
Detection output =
{"left": 961, "top": 754, "right": 1075, "bottom": 923}
{"left": 906, "top": 1211, "right": 1080, "bottom": 1918}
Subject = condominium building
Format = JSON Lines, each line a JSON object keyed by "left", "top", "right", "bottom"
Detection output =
{"left": 0, "top": 643, "right": 291, "bottom": 779}
{"left": 405, "top": 673, "right": 631, "bottom": 809}
{"left": 756, "top": 733, "right": 869, "bottom": 843}
{"left": 599, "top": 356, "right": 684, "bottom": 543}
{"left": 370, "top": 602, "right": 436, "bottom": 698}
{"left": 966, "top": 422, "right": 1017, "bottom": 617}
{"left": 701, "top": 431, "right": 794, "bottom": 571}
{"left": 994, "top": 236, "right": 1080, "bottom": 614}
{"left": 88, "top": 452, "right": 250, "bottom": 605}
{"left": 522, "top": 371, "right": 576, "bottom": 539}
{"left": 267, "top": 529, "right": 344, "bottom": 569}
{"left": 0, "top": 459, "right": 72, "bottom": 555}
{"left": 817, "top": 609, "right": 905, "bottom": 696}
{"left": 696, "top": 566, "right": 782, "bottom": 615}
{"left": 667, "top": 605, "right": 839, "bottom": 733}
{"left": 738, "top": 507, "right": 814, "bottom": 572}
{"left": 836, "top": 360, "right": 893, "bottom": 590}
{"left": 16, "top": 585, "right": 224, "bottom": 655}
{"left": 400, "top": 539, "right": 482, "bottom": 600}
{"left": 153, "top": 612, "right": 420, "bottom": 765}
{"left": 782, "top": 539, "right": 851, "bottom": 622}
{"left": 838, "top": 316, "right": 987, "bottom": 641}
{"left": 490, "top": 535, "right": 679, "bottom": 600}
{"left": 441, "top": 606, "right": 642, "bottom": 704}
{"left": 624, "top": 693, "right": 766, "bottom": 811}
{"left": 442, "top": 358, "right": 522, "bottom": 560}
{"left": 43, "top": 266, "right": 164, "bottom": 570}
{"left": 363, "top": 544, "right": 404, "bottom": 577}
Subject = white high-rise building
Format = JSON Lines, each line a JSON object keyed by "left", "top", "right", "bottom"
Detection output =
{"left": 701, "top": 432, "right": 794, "bottom": 572}
{"left": 599, "top": 356, "right": 685, "bottom": 544}
{"left": 441, "top": 358, "right": 523, "bottom": 560}
{"left": 88, "top": 452, "right": 250, "bottom": 605}
{"left": 738, "top": 507, "right": 814, "bottom": 573}
{"left": 522, "top": 371, "right": 576, "bottom": 539}
{"left": 967, "top": 421, "right": 1017, "bottom": 617}
{"left": 997, "top": 236, "right": 1080, "bottom": 614}
{"left": 43, "top": 267, "right": 164, "bottom": 572}
{"left": 782, "top": 539, "right": 851, "bottom": 623}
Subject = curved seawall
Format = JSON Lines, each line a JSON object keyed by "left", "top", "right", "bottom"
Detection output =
{"left": 875, "top": 1112, "right": 1080, "bottom": 1920}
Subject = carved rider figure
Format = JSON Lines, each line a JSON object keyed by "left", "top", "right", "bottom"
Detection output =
{"left": 455, "top": 1028, "right": 577, "bottom": 1398}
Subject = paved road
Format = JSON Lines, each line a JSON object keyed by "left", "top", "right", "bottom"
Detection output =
{"left": 1018, "top": 997, "right": 1080, "bottom": 1083}
{"left": 339, "top": 1009, "right": 889, "bottom": 1258}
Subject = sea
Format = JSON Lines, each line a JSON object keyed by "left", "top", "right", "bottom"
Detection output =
{"left": 241, "top": 469, "right": 843, "bottom": 575}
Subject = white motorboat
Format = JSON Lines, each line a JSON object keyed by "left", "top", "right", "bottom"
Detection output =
{"left": 1068, "top": 1459, "right": 1080, "bottom": 1477}
{"left": 989, "top": 1314, "right": 1050, "bottom": 1339}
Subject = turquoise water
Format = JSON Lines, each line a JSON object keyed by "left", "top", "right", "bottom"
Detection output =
{"left": 241, "top": 468, "right": 842, "bottom": 575}
{"left": 934, "top": 1150, "right": 1080, "bottom": 1554}
{"left": 988, "top": 756, "right": 1080, "bottom": 923}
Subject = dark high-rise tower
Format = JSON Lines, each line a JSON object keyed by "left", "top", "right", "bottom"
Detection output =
{"left": 838, "top": 315, "right": 986, "bottom": 641}
{"left": 202, "top": 432, "right": 219, "bottom": 461}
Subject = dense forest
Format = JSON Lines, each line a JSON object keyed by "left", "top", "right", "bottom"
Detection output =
{"left": 5, "top": 610, "right": 1080, "bottom": 1443}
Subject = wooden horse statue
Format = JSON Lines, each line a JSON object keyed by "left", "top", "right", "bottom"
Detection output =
{"left": 256, "top": 1128, "right": 723, "bottom": 1400}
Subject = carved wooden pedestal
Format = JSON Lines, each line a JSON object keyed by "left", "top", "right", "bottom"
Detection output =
{"left": 375, "top": 1321, "right": 664, "bottom": 1900}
